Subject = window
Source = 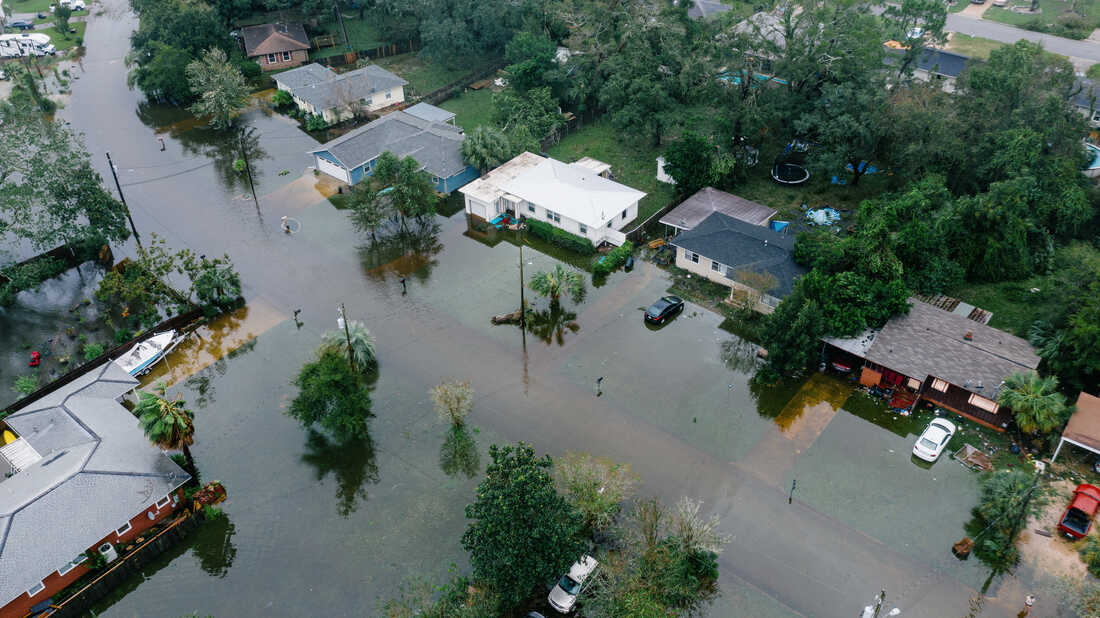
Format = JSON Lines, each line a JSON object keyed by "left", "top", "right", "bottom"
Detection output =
{"left": 907, "top": 377, "right": 921, "bottom": 390}
{"left": 527, "top": 204, "right": 535, "bottom": 213}
{"left": 58, "top": 554, "right": 87, "bottom": 576}
{"left": 968, "top": 393, "right": 999, "bottom": 413}
{"left": 686, "top": 251, "right": 699, "bottom": 264}
{"left": 606, "top": 220, "right": 612, "bottom": 228}
{"left": 931, "top": 378, "right": 949, "bottom": 393}
{"left": 711, "top": 260, "right": 722, "bottom": 272}
{"left": 155, "top": 495, "right": 171, "bottom": 509}
{"left": 546, "top": 210, "right": 561, "bottom": 223}
{"left": 579, "top": 224, "right": 587, "bottom": 234}
{"left": 385, "top": 90, "right": 392, "bottom": 99}
{"left": 266, "top": 53, "right": 276, "bottom": 64}
{"left": 622, "top": 209, "right": 628, "bottom": 220}
{"left": 26, "top": 582, "right": 45, "bottom": 598}
{"left": 115, "top": 522, "right": 132, "bottom": 537}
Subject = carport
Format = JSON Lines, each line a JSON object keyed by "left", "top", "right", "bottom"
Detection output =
{"left": 1052, "top": 392, "right": 1100, "bottom": 462}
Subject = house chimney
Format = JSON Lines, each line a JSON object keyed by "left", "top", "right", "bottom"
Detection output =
{"left": 963, "top": 331, "right": 973, "bottom": 341}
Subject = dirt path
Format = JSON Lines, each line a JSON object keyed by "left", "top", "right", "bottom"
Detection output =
{"left": 1019, "top": 480, "right": 1089, "bottom": 579}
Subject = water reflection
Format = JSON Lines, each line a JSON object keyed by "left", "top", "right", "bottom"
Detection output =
{"left": 191, "top": 510, "right": 237, "bottom": 578}
{"left": 178, "top": 124, "right": 270, "bottom": 195}
{"left": 439, "top": 426, "right": 480, "bottom": 478}
{"left": 359, "top": 220, "right": 443, "bottom": 283}
{"left": 524, "top": 304, "right": 579, "bottom": 346}
{"left": 300, "top": 430, "right": 380, "bottom": 518}
{"left": 719, "top": 338, "right": 760, "bottom": 374}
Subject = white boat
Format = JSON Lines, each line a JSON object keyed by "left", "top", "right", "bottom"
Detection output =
{"left": 113, "top": 330, "right": 179, "bottom": 376}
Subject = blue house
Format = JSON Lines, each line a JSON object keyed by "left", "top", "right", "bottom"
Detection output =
{"left": 308, "top": 108, "right": 479, "bottom": 193}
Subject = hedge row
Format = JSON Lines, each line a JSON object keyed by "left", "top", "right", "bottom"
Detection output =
{"left": 526, "top": 219, "right": 595, "bottom": 255}
{"left": 592, "top": 241, "right": 634, "bottom": 276}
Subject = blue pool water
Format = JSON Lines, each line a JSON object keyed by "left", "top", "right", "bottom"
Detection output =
{"left": 1088, "top": 143, "right": 1100, "bottom": 169}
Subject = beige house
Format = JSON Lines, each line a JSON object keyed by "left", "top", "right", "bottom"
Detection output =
{"left": 275, "top": 63, "right": 407, "bottom": 124}
{"left": 241, "top": 23, "right": 310, "bottom": 71}
{"left": 669, "top": 211, "right": 805, "bottom": 313}
{"left": 460, "top": 152, "right": 645, "bottom": 247}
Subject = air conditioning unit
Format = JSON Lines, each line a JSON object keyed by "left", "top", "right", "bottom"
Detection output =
{"left": 98, "top": 542, "right": 118, "bottom": 563}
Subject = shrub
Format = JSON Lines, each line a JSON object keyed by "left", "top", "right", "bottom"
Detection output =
{"left": 271, "top": 89, "right": 293, "bottom": 108}
{"left": 113, "top": 329, "right": 133, "bottom": 345}
{"left": 238, "top": 60, "right": 262, "bottom": 79}
{"left": 305, "top": 114, "right": 328, "bottom": 132}
{"left": 82, "top": 342, "right": 105, "bottom": 361}
{"left": 1081, "top": 536, "right": 1100, "bottom": 578}
{"left": 13, "top": 375, "right": 37, "bottom": 395}
{"left": 592, "top": 241, "right": 634, "bottom": 277}
{"left": 526, "top": 219, "right": 595, "bottom": 255}
{"left": 75, "top": 36, "right": 83, "bottom": 46}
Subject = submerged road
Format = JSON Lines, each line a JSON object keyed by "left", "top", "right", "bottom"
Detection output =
{"left": 56, "top": 2, "right": 1042, "bottom": 616}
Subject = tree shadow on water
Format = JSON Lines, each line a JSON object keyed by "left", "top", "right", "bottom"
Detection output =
{"left": 300, "top": 429, "right": 380, "bottom": 518}
{"left": 524, "top": 304, "right": 580, "bottom": 346}
{"left": 358, "top": 219, "right": 443, "bottom": 284}
{"left": 191, "top": 510, "right": 238, "bottom": 577}
{"left": 439, "top": 426, "right": 480, "bottom": 479}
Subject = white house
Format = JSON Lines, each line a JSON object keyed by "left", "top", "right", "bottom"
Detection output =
{"left": 275, "top": 63, "right": 407, "bottom": 124}
{"left": 460, "top": 152, "right": 645, "bottom": 247}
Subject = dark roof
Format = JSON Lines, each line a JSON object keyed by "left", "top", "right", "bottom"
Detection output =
{"left": 860, "top": 299, "right": 1039, "bottom": 395}
{"left": 0, "top": 362, "right": 191, "bottom": 606}
{"left": 309, "top": 110, "right": 467, "bottom": 178}
{"left": 660, "top": 187, "right": 776, "bottom": 230}
{"left": 289, "top": 65, "right": 407, "bottom": 112}
{"left": 241, "top": 23, "right": 310, "bottom": 57}
{"left": 669, "top": 211, "right": 805, "bottom": 297}
{"left": 1074, "top": 78, "right": 1099, "bottom": 109}
{"left": 884, "top": 48, "right": 970, "bottom": 78}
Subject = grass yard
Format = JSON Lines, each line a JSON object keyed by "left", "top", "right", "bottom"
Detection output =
{"left": 6, "top": 0, "right": 65, "bottom": 15}
{"left": 944, "top": 34, "right": 1006, "bottom": 60}
{"left": 438, "top": 88, "right": 495, "bottom": 132}
{"left": 41, "top": 22, "right": 85, "bottom": 51}
{"left": 309, "top": 15, "right": 385, "bottom": 60}
{"left": 983, "top": 0, "right": 1100, "bottom": 37}
{"left": 548, "top": 121, "right": 677, "bottom": 228}
{"left": 372, "top": 53, "right": 484, "bottom": 97}
{"left": 948, "top": 0, "right": 970, "bottom": 12}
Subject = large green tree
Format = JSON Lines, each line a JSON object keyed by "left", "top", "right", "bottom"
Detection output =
{"left": 186, "top": 47, "right": 250, "bottom": 130}
{"left": 795, "top": 80, "right": 890, "bottom": 186}
{"left": 998, "top": 372, "right": 1070, "bottom": 437}
{"left": 460, "top": 126, "right": 514, "bottom": 174}
{"left": 662, "top": 131, "right": 717, "bottom": 198}
{"left": 461, "top": 443, "right": 585, "bottom": 608}
{"left": 136, "top": 381, "right": 197, "bottom": 476}
{"left": 128, "top": 0, "right": 232, "bottom": 102}
{"left": 288, "top": 349, "right": 375, "bottom": 441}
{"left": 371, "top": 152, "right": 439, "bottom": 224}
{"left": 528, "top": 264, "right": 586, "bottom": 307}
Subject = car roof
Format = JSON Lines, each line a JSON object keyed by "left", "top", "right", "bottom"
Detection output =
{"left": 568, "top": 554, "right": 598, "bottom": 581}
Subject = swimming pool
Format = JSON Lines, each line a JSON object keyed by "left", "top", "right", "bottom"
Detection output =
{"left": 1085, "top": 143, "right": 1100, "bottom": 178}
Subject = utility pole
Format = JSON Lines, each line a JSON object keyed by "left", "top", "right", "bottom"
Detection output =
{"left": 337, "top": 304, "right": 355, "bottom": 370}
{"left": 239, "top": 129, "right": 259, "bottom": 211}
{"left": 518, "top": 228, "right": 526, "bottom": 327}
{"left": 334, "top": 0, "right": 350, "bottom": 51}
{"left": 105, "top": 152, "right": 142, "bottom": 247}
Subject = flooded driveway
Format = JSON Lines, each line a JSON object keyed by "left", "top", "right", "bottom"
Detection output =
{"left": 26, "top": 2, "right": 1041, "bottom": 616}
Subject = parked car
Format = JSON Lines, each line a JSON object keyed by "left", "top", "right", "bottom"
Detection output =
{"left": 912, "top": 418, "right": 956, "bottom": 462}
{"left": 548, "top": 555, "right": 598, "bottom": 614}
{"left": 644, "top": 296, "right": 684, "bottom": 325}
{"left": 6, "top": 20, "right": 34, "bottom": 30}
{"left": 1058, "top": 484, "right": 1100, "bottom": 539}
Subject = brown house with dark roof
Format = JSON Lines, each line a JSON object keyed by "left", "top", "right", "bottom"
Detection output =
{"left": 825, "top": 298, "right": 1041, "bottom": 431}
{"left": 242, "top": 23, "right": 310, "bottom": 71}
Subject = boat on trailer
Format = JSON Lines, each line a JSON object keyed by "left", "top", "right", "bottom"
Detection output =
{"left": 113, "top": 331, "right": 180, "bottom": 376}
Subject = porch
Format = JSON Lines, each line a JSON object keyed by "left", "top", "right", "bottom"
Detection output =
{"left": 917, "top": 376, "right": 1010, "bottom": 432}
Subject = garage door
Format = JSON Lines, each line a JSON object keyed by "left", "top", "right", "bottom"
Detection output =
{"left": 315, "top": 156, "right": 350, "bottom": 183}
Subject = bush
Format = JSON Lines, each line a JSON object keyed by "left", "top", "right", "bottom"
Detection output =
{"left": 113, "top": 329, "right": 133, "bottom": 345}
{"left": 13, "top": 375, "right": 37, "bottom": 395}
{"left": 75, "top": 36, "right": 83, "bottom": 46}
{"left": 1080, "top": 536, "right": 1100, "bottom": 577}
{"left": 592, "top": 241, "right": 634, "bottom": 277}
{"left": 82, "top": 342, "right": 105, "bottom": 361}
{"left": 526, "top": 219, "right": 595, "bottom": 255}
{"left": 305, "top": 114, "right": 328, "bottom": 132}
{"left": 271, "top": 89, "right": 293, "bottom": 108}
{"left": 238, "top": 60, "right": 262, "bottom": 79}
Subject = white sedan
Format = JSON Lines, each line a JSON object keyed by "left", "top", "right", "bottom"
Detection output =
{"left": 548, "top": 554, "right": 598, "bottom": 613}
{"left": 913, "top": 418, "right": 957, "bottom": 462}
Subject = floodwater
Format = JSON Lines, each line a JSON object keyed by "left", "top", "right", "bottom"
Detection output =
{"left": 2, "top": 1, "right": 1042, "bottom": 615}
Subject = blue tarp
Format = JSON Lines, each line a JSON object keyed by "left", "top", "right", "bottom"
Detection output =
{"left": 770, "top": 220, "right": 789, "bottom": 233}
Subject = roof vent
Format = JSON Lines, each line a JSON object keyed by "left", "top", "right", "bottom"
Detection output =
{"left": 764, "top": 239, "right": 768, "bottom": 247}
{"left": 963, "top": 331, "right": 973, "bottom": 341}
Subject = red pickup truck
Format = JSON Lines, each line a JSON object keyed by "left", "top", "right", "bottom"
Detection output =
{"left": 1058, "top": 484, "right": 1100, "bottom": 539}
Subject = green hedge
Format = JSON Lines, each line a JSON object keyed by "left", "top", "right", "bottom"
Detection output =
{"left": 592, "top": 241, "right": 634, "bottom": 277}
{"left": 526, "top": 219, "right": 596, "bottom": 255}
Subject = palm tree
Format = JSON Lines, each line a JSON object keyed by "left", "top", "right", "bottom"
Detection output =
{"left": 136, "top": 382, "right": 197, "bottom": 476}
{"left": 998, "top": 371, "right": 1069, "bottom": 436}
{"left": 320, "top": 319, "right": 376, "bottom": 371}
{"left": 528, "top": 265, "right": 586, "bottom": 307}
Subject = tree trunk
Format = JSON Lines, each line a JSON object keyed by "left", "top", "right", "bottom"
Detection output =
{"left": 182, "top": 443, "right": 198, "bottom": 479}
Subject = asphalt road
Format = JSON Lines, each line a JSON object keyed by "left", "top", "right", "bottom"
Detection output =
{"left": 947, "top": 13, "right": 1100, "bottom": 62}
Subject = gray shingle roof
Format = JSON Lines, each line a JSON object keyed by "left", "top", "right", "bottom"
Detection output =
{"left": 884, "top": 48, "right": 970, "bottom": 78}
{"left": 290, "top": 65, "right": 408, "bottom": 113}
{"left": 241, "top": 22, "right": 309, "bottom": 57}
{"left": 669, "top": 211, "right": 806, "bottom": 297}
{"left": 274, "top": 63, "right": 337, "bottom": 91}
{"left": 660, "top": 187, "right": 776, "bottom": 230}
{"left": 856, "top": 299, "right": 1040, "bottom": 395}
{"left": 309, "top": 110, "right": 467, "bottom": 179}
{"left": 0, "top": 362, "right": 190, "bottom": 606}
{"left": 404, "top": 102, "right": 456, "bottom": 124}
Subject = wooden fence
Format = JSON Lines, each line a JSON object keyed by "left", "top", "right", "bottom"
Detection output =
{"left": 417, "top": 62, "right": 504, "bottom": 105}
{"left": 313, "top": 39, "right": 419, "bottom": 67}
{"left": 0, "top": 242, "right": 111, "bottom": 285}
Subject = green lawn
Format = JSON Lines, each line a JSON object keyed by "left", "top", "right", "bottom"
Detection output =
{"left": 548, "top": 121, "right": 677, "bottom": 228}
{"left": 945, "top": 34, "right": 1007, "bottom": 60}
{"left": 948, "top": 0, "right": 970, "bottom": 13}
{"left": 372, "top": 53, "right": 481, "bottom": 97}
{"left": 42, "top": 22, "right": 85, "bottom": 50}
{"left": 983, "top": 0, "right": 1100, "bottom": 36}
{"left": 6, "top": 0, "right": 61, "bottom": 15}
{"left": 438, "top": 88, "right": 495, "bottom": 132}
{"left": 308, "top": 15, "right": 385, "bottom": 59}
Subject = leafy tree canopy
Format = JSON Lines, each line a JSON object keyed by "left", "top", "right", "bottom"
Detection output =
{"left": 288, "top": 349, "right": 375, "bottom": 442}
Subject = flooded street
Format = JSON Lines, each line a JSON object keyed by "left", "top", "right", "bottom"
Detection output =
{"left": 3, "top": 1, "right": 1046, "bottom": 615}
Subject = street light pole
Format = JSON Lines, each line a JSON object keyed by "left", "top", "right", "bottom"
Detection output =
{"left": 239, "top": 129, "right": 260, "bottom": 212}
{"left": 105, "top": 152, "right": 142, "bottom": 248}
{"left": 518, "top": 227, "right": 526, "bottom": 327}
{"left": 337, "top": 303, "right": 355, "bottom": 370}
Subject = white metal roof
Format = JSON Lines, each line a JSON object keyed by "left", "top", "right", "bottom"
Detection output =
{"left": 499, "top": 156, "right": 646, "bottom": 228}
